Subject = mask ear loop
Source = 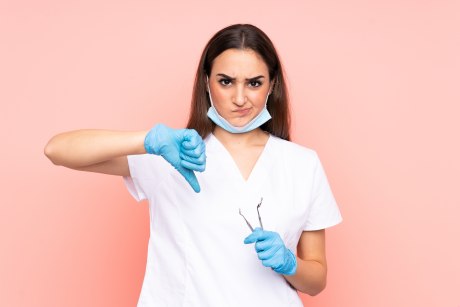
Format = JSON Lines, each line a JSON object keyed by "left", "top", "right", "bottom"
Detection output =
{"left": 206, "top": 75, "right": 215, "bottom": 108}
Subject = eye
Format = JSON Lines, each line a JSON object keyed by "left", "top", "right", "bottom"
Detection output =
{"left": 248, "top": 80, "right": 262, "bottom": 88}
{"left": 218, "top": 79, "right": 232, "bottom": 86}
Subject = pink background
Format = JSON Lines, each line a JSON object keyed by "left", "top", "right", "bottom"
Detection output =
{"left": 1, "top": 1, "right": 459, "bottom": 306}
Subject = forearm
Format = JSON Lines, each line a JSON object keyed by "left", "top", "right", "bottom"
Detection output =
{"left": 283, "top": 256, "right": 327, "bottom": 296}
{"left": 44, "top": 129, "right": 148, "bottom": 168}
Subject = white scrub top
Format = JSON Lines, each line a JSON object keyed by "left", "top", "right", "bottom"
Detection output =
{"left": 124, "top": 133, "right": 342, "bottom": 307}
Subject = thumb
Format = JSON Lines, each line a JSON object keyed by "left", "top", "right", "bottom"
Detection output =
{"left": 177, "top": 166, "right": 201, "bottom": 193}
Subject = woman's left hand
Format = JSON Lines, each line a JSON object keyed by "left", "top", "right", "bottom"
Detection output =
{"left": 244, "top": 228, "right": 297, "bottom": 275}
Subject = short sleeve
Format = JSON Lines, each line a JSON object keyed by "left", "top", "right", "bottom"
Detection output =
{"left": 123, "top": 155, "right": 147, "bottom": 202}
{"left": 123, "top": 176, "right": 146, "bottom": 202}
{"left": 123, "top": 154, "right": 170, "bottom": 203}
{"left": 304, "top": 153, "right": 343, "bottom": 231}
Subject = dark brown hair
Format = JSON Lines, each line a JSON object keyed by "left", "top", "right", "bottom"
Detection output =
{"left": 186, "top": 24, "right": 291, "bottom": 140}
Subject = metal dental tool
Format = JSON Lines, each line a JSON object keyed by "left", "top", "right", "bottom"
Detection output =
{"left": 239, "top": 198, "right": 264, "bottom": 231}
{"left": 256, "top": 198, "right": 264, "bottom": 230}
{"left": 239, "top": 208, "right": 254, "bottom": 232}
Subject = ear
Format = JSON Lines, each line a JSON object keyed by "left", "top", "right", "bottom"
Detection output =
{"left": 269, "top": 80, "right": 275, "bottom": 95}
{"left": 205, "top": 75, "right": 210, "bottom": 92}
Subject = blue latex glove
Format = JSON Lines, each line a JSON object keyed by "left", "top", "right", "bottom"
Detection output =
{"left": 144, "top": 124, "right": 206, "bottom": 192}
{"left": 244, "top": 228, "right": 297, "bottom": 275}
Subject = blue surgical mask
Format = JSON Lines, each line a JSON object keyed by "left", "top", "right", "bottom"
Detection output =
{"left": 206, "top": 78, "right": 272, "bottom": 134}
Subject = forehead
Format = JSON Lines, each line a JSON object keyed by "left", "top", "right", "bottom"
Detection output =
{"left": 210, "top": 48, "right": 269, "bottom": 77}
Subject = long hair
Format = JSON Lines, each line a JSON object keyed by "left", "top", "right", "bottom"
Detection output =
{"left": 186, "top": 24, "right": 291, "bottom": 140}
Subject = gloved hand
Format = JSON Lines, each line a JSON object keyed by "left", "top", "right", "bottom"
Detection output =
{"left": 144, "top": 124, "right": 206, "bottom": 193}
{"left": 244, "top": 228, "right": 297, "bottom": 275}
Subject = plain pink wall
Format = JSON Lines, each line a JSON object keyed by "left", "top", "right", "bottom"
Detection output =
{"left": 1, "top": 1, "right": 459, "bottom": 306}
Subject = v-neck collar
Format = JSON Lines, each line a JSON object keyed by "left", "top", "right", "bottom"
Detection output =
{"left": 208, "top": 133, "right": 275, "bottom": 189}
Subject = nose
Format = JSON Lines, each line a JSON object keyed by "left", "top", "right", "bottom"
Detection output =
{"left": 233, "top": 84, "right": 246, "bottom": 106}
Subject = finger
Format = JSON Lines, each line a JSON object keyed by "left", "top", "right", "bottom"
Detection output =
{"left": 244, "top": 228, "right": 263, "bottom": 244}
{"left": 180, "top": 159, "right": 206, "bottom": 172}
{"left": 181, "top": 130, "right": 202, "bottom": 149}
{"left": 182, "top": 138, "right": 203, "bottom": 151}
{"left": 244, "top": 234, "right": 258, "bottom": 244}
{"left": 262, "top": 258, "right": 280, "bottom": 269}
{"left": 181, "top": 142, "right": 206, "bottom": 158}
{"left": 180, "top": 154, "right": 206, "bottom": 170}
{"left": 255, "top": 239, "right": 274, "bottom": 252}
{"left": 252, "top": 230, "right": 277, "bottom": 242}
{"left": 248, "top": 227, "right": 271, "bottom": 241}
{"left": 177, "top": 167, "right": 201, "bottom": 193}
{"left": 180, "top": 150, "right": 205, "bottom": 162}
{"left": 257, "top": 245, "right": 282, "bottom": 260}
{"left": 179, "top": 153, "right": 206, "bottom": 165}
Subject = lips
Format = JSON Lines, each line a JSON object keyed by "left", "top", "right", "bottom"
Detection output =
{"left": 233, "top": 108, "right": 251, "bottom": 116}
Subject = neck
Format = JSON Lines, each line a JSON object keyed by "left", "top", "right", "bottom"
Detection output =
{"left": 213, "top": 127, "right": 269, "bottom": 147}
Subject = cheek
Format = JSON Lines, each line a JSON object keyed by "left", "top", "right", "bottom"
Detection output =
{"left": 248, "top": 92, "right": 267, "bottom": 107}
{"left": 211, "top": 89, "right": 230, "bottom": 109}
{"left": 213, "top": 90, "right": 228, "bottom": 103}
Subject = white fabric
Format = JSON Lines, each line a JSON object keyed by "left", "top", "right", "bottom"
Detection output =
{"left": 123, "top": 133, "right": 342, "bottom": 307}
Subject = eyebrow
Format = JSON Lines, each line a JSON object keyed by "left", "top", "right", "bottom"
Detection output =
{"left": 216, "top": 73, "right": 265, "bottom": 81}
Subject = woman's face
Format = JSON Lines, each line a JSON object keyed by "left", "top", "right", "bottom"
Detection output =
{"left": 208, "top": 48, "right": 273, "bottom": 128}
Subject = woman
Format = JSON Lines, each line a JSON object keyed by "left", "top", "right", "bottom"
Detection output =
{"left": 45, "top": 24, "right": 342, "bottom": 306}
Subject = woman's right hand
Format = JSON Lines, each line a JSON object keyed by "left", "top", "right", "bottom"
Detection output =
{"left": 144, "top": 124, "right": 206, "bottom": 193}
